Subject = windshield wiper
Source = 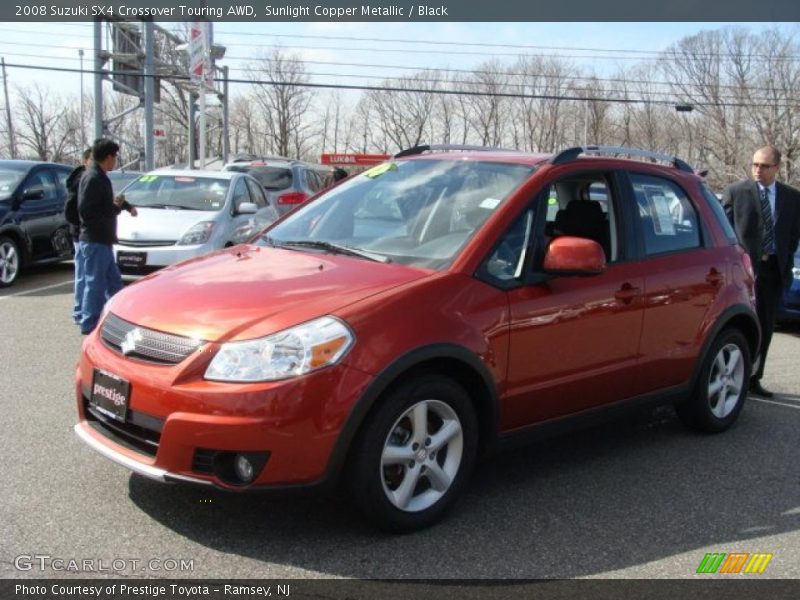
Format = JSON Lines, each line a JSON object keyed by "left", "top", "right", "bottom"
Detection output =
{"left": 272, "top": 239, "right": 391, "bottom": 263}
{"left": 136, "top": 203, "right": 190, "bottom": 210}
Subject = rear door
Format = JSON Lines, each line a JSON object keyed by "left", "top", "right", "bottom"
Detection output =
{"left": 626, "top": 171, "right": 724, "bottom": 393}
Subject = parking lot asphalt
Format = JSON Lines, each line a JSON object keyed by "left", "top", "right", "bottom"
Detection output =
{"left": 1, "top": 263, "right": 798, "bottom": 580}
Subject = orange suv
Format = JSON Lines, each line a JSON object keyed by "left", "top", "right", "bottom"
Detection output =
{"left": 74, "top": 145, "right": 759, "bottom": 531}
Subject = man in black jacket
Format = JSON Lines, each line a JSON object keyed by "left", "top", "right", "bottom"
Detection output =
{"left": 77, "top": 138, "right": 137, "bottom": 334}
{"left": 723, "top": 145, "right": 800, "bottom": 397}
{"left": 65, "top": 148, "right": 91, "bottom": 325}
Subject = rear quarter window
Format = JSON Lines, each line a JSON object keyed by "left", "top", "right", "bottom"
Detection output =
{"left": 701, "top": 184, "right": 738, "bottom": 244}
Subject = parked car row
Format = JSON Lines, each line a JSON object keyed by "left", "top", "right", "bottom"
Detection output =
{"left": 74, "top": 144, "right": 765, "bottom": 532}
{"left": 0, "top": 155, "right": 337, "bottom": 286}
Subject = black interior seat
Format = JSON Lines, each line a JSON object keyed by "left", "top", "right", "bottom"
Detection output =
{"left": 556, "top": 200, "right": 609, "bottom": 258}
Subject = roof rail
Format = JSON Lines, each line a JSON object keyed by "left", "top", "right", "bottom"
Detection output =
{"left": 551, "top": 145, "right": 694, "bottom": 173}
{"left": 394, "top": 144, "right": 519, "bottom": 158}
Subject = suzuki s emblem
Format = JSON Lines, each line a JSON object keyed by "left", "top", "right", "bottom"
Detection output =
{"left": 121, "top": 328, "right": 143, "bottom": 356}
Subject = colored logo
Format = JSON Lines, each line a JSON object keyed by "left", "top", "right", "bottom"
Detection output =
{"left": 696, "top": 552, "right": 773, "bottom": 574}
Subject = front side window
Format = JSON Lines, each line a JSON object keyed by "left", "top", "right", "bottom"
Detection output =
{"left": 542, "top": 174, "right": 618, "bottom": 263}
{"left": 24, "top": 170, "right": 58, "bottom": 202}
{"left": 261, "top": 159, "right": 535, "bottom": 270}
{"left": 231, "top": 178, "right": 251, "bottom": 211}
{"left": 245, "top": 178, "right": 267, "bottom": 208}
{"left": 632, "top": 174, "right": 700, "bottom": 255}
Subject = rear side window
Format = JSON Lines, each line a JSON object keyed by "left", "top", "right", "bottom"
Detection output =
{"left": 701, "top": 183, "right": 738, "bottom": 244}
{"left": 632, "top": 174, "right": 700, "bottom": 256}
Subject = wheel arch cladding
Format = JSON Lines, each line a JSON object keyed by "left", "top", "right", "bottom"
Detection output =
{"left": 329, "top": 344, "right": 499, "bottom": 483}
{"left": 690, "top": 304, "right": 760, "bottom": 392}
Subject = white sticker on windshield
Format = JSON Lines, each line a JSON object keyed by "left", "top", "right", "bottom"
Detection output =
{"left": 480, "top": 198, "right": 501, "bottom": 209}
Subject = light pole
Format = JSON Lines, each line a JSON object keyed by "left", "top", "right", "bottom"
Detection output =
{"left": 78, "top": 48, "right": 85, "bottom": 148}
{"left": 675, "top": 104, "right": 694, "bottom": 163}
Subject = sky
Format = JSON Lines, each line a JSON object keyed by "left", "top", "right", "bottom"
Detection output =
{"left": 0, "top": 21, "right": 796, "bottom": 107}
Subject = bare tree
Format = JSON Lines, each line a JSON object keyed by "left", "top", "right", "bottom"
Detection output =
{"left": 364, "top": 70, "right": 438, "bottom": 151}
{"left": 13, "top": 84, "right": 78, "bottom": 161}
{"left": 247, "top": 48, "right": 315, "bottom": 158}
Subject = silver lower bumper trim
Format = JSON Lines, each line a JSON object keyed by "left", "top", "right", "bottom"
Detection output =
{"left": 74, "top": 423, "right": 212, "bottom": 486}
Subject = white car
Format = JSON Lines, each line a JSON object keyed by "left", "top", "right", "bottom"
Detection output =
{"left": 114, "top": 170, "right": 279, "bottom": 279}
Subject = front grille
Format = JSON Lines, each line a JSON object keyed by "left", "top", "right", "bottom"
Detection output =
{"left": 118, "top": 239, "right": 177, "bottom": 247}
{"left": 84, "top": 396, "right": 162, "bottom": 457}
{"left": 119, "top": 265, "right": 162, "bottom": 276}
{"left": 101, "top": 313, "right": 204, "bottom": 365}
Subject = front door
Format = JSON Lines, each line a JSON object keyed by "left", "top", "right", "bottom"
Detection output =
{"left": 500, "top": 171, "right": 645, "bottom": 431}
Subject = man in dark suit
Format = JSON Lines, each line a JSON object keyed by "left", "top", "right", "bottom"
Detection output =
{"left": 723, "top": 146, "right": 800, "bottom": 397}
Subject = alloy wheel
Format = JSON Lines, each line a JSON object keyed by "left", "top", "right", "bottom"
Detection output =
{"left": 0, "top": 240, "right": 19, "bottom": 285}
{"left": 707, "top": 342, "right": 745, "bottom": 418}
{"left": 380, "top": 399, "right": 464, "bottom": 513}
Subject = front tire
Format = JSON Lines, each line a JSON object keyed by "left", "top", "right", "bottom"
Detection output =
{"left": 0, "top": 236, "right": 21, "bottom": 287}
{"left": 676, "top": 328, "right": 751, "bottom": 433}
{"left": 348, "top": 375, "right": 478, "bottom": 532}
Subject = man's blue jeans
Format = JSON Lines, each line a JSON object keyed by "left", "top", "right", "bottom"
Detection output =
{"left": 72, "top": 241, "right": 84, "bottom": 324}
{"left": 78, "top": 241, "right": 122, "bottom": 334}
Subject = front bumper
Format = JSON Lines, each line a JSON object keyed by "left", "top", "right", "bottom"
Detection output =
{"left": 74, "top": 422, "right": 212, "bottom": 486}
{"left": 113, "top": 243, "right": 213, "bottom": 279}
{"left": 75, "top": 328, "right": 374, "bottom": 490}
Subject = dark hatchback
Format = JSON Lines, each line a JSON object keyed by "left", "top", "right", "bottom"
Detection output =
{"left": 0, "top": 159, "right": 74, "bottom": 287}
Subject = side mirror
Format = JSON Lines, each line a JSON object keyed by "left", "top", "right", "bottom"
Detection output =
{"left": 543, "top": 236, "right": 606, "bottom": 276}
{"left": 23, "top": 187, "right": 46, "bottom": 201}
{"left": 237, "top": 202, "right": 258, "bottom": 215}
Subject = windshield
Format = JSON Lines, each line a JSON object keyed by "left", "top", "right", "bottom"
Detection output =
{"left": 260, "top": 159, "right": 535, "bottom": 270}
{"left": 123, "top": 175, "right": 231, "bottom": 211}
{"left": 227, "top": 165, "right": 292, "bottom": 191}
{"left": 108, "top": 172, "right": 141, "bottom": 194}
{"left": 0, "top": 169, "right": 25, "bottom": 201}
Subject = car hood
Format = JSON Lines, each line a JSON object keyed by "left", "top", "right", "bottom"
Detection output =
{"left": 117, "top": 208, "right": 221, "bottom": 241}
{"left": 108, "top": 245, "right": 432, "bottom": 342}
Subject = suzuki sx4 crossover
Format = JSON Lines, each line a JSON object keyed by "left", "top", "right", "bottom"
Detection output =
{"left": 75, "top": 145, "right": 759, "bottom": 532}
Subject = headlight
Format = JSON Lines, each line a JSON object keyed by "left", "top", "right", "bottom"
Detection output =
{"left": 204, "top": 316, "right": 354, "bottom": 382}
{"left": 177, "top": 221, "right": 216, "bottom": 245}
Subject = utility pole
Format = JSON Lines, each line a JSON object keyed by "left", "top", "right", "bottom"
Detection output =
{"left": 78, "top": 49, "right": 86, "bottom": 148}
{"left": 143, "top": 20, "right": 155, "bottom": 171}
{"left": 2, "top": 57, "right": 17, "bottom": 158}
{"left": 93, "top": 21, "right": 103, "bottom": 140}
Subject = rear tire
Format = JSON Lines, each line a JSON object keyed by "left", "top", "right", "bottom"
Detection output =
{"left": 0, "top": 236, "right": 21, "bottom": 288}
{"left": 347, "top": 374, "right": 478, "bottom": 533}
{"left": 676, "top": 328, "right": 750, "bottom": 433}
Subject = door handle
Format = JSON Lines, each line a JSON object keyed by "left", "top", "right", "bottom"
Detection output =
{"left": 614, "top": 283, "right": 640, "bottom": 304}
{"left": 706, "top": 268, "right": 724, "bottom": 287}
